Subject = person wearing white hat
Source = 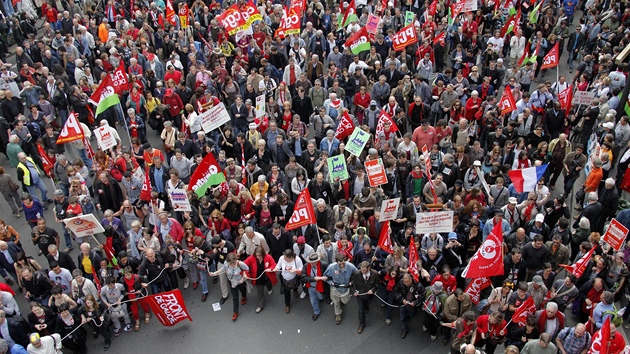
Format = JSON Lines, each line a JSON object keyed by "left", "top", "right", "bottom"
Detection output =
{"left": 524, "top": 213, "right": 551, "bottom": 241}
{"left": 597, "top": 177, "right": 619, "bottom": 232}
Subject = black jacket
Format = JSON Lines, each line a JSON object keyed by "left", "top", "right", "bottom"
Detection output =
{"left": 2, "top": 316, "right": 30, "bottom": 348}
{"left": 46, "top": 251, "right": 77, "bottom": 273}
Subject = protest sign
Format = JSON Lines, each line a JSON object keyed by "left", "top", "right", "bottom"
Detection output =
{"left": 94, "top": 126, "right": 117, "bottom": 151}
{"left": 415, "top": 211, "right": 454, "bottom": 234}
{"left": 345, "top": 127, "right": 370, "bottom": 156}
{"left": 201, "top": 102, "right": 231, "bottom": 133}
{"left": 379, "top": 198, "right": 401, "bottom": 221}
{"left": 603, "top": 219, "right": 629, "bottom": 251}
{"left": 63, "top": 214, "right": 105, "bottom": 238}
{"left": 327, "top": 155, "right": 349, "bottom": 181}
{"left": 168, "top": 189, "right": 192, "bottom": 212}
{"left": 365, "top": 159, "right": 388, "bottom": 186}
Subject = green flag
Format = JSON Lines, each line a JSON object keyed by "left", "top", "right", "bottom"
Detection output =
{"left": 621, "top": 92, "right": 630, "bottom": 117}
{"left": 447, "top": 7, "right": 453, "bottom": 26}
{"left": 508, "top": 6, "right": 517, "bottom": 16}
{"left": 195, "top": 172, "right": 226, "bottom": 198}
{"left": 529, "top": 3, "right": 541, "bottom": 23}
{"left": 95, "top": 94, "right": 120, "bottom": 116}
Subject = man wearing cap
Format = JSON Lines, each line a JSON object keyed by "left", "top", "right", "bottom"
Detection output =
{"left": 27, "top": 332, "right": 62, "bottom": 354}
{"left": 528, "top": 275, "right": 549, "bottom": 308}
{"left": 524, "top": 213, "right": 551, "bottom": 241}
{"left": 351, "top": 261, "right": 380, "bottom": 334}
{"left": 302, "top": 252, "right": 326, "bottom": 321}
{"left": 293, "top": 236, "right": 315, "bottom": 266}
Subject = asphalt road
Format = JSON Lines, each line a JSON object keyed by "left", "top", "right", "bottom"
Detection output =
{"left": 0, "top": 20, "right": 622, "bottom": 354}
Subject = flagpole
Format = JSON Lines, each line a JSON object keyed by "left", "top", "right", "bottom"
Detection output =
{"left": 117, "top": 102, "right": 133, "bottom": 146}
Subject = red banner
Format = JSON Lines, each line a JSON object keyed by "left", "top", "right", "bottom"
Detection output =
{"left": 451, "top": 2, "right": 465, "bottom": 17}
{"left": 462, "top": 222, "right": 504, "bottom": 278}
{"left": 145, "top": 289, "right": 193, "bottom": 326}
{"left": 112, "top": 61, "right": 129, "bottom": 95}
{"left": 558, "top": 85, "right": 572, "bottom": 112}
{"left": 512, "top": 296, "right": 536, "bottom": 326}
{"left": 464, "top": 277, "right": 491, "bottom": 304}
{"left": 589, "top": 317, "right": 610, "bottom": 354}
{"left": 428, "top": 1, "right": 437, "bottom": 15}
{"left": 500, "top": 14, "right": 515, "bottom": 37}
{"left": 560, "top": 245, "right": 596, "bottom": 278}
{"left": 285, "top": 189, "right": 316, "bottom": 231}
{"left": 57, "top": 113, "right": 85, "bottom": 144}
{"left": 377, "top": 220, "right": 394, "bottom": 253}
{"left": 37, "top": 144, "right": 54, "bottom": 178}
{"left": 165, "top": 0, "right": 178, "bottom": 26}
{"left": 391, "top": 24, "right": 418, "bottom": 51}
{"left": 335, "top": 111, "right": 355, "bottom": 140}
{"left": 498, "top": 87, "right": 517, "bottom": 115}
{"left": 432, "top": 32, "right": 446, "bottom": 46}
{"left": 341, "top": 0, "right": 357, "bottom": 27}
{"left": 540, "top": 43, "right": 559, "bottom": 70}
{"left": 140, "top": 171, "right": 152, "bottom": 202}
{"left": 215, "top": 4, "right": 246, "bottom": 35}
{"left": 408, "top": 235, "right": 419, "bottom": 282}
{"left": 375, "top": 110, "right": 399, "bottom": 142}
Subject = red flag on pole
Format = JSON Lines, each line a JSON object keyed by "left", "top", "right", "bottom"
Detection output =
{"left": 408, "top": 237, "right": 419, "bottom": 282}
{"left": 428, "top": 1, "right": 437, "bottom": 15}
{"left": 464, "top": 277, "right": 492, "bottom": 304}
{"left": 541, "top": 43, "right": 560, "bottom": 70}
{"left": 340, "top": 0, "right": 357, "bottom": 27}
{"left": 518, "top": 42, "right": 531, "bottom": 67}
{"left": 500, "top": 14, "right": 515, "bottom": 37}
{"left": 335, "top": 111, "right": 355, "bottom": 140}
{"left": 112, "top": 61, "right": 129, "bottom": 95}
{"left": 432, "top": 32, "right": 446, "bottom": 46}
{"left": 144, "top": 289, "right": 193, "bottom": 326}
{"left": 588, "top": 317, "right": 610, "bottom": 354}
{"left": 140, "top": 172, "right": 152, "bottom": 202}
{"left": 560, "top": 245, "right": 597, "bottom": 278}
{"left": 498, "top": 87, "right": 517, "bottom": 115}
{"left": 377, "top": 221, "right": 394, "bottom": 254}
{"left": 375, "top": 110, "right": 399, "bottom": 138}
{"left": 165, "top": 0, "right": 178, "bottom": 26}
{"left": 558, "top": 85, "right": 573, "bottom": 114}
{"left": 564, "top": 86, "right": 574, "bottom": 116}
{"left": 462, "top": 222, "right": 505, "bottom": 278}
{"left": 285, "top": 189, "right": 316, "bottom": 231}
{"left": 512, "top": 296, "right": 536, "bottom": 326}
{"left": 57, "top": 113, "right": 85, "bottom": 144}
{"left": 392, "top": 23, "right": 419, "bottom": 52}
{"left": 36, "top": 143, "right": 54, "bottom": 178}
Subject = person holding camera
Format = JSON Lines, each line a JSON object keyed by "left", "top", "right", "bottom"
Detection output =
{"left": 561, "top": 144, "right": 586, "bottom": 199}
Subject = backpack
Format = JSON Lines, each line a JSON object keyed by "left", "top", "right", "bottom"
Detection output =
{"left": 424, "top": 292, "right": 442, "bottom": 315}
{"left": 582, "top": 62, "right": 593, "bottom": 79}
{"left": 26, "top": 122, "right": 41, "bottom": 140}
{"left": 603, "top": 305, "right": 623, "bottom": 327}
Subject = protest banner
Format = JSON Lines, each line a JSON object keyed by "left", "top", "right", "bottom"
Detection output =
{"left": 94, "top": 126, "right": 117, "bottom": 151}
{"left": 327, "top": 155, "right": 349, "bottom": 181}
{"left": 415, "top": 211, "right": 454, "bottom": 234}
{"left": 200, "top": 102, "right": 231, "bottom": 133}
{"left": 366, "top": 14, "right": 381, "bottom": 33}
{"left": 345, "top": 127, "right": 370, "bottom": 156}
{"left": 365, "top": 159, "right": 388, "bottom": 186}
{"left": 404, "top": 11, "right": 414, "bottom": 25}
{"left": 144, "top": 289, "right": 193, "bottom": 326}
{"left": 63, "top": 214, "right": 105, "bottom": 238}
{"left": 168, "top": 189, "right": 192, "bottom": 212}
{"left": 255, "top": 95, "right": 266, "bottom": 118}
{"left": 379, "top": 198, "right": 401, "bottom": 221}
{"left": 572, "top": 91, "right": 597, "bottom": 106}
{"left": 603, "top": 219, "right": 629, "bottom": 251}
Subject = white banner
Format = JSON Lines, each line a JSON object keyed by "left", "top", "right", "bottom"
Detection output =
{"left": 572, "top": 91, "right": 597, "bottom": 106}
{"left": 168, "top": 188, "right": 192, "bottom": 212}
{"left": 462, "top": 0, "right": 477, "bottom": 12}
{"left": 94, "top": 126, "right": 117, "bottom": 151}
{"left": 201, "top": 102, "right": 232, "bottom": 133}
{"left": 63, "top": 214, "right": 105, "bottom": 238}
{"left": 255, "top": 95, "right": 266, "bottom": 118}
{"left": 379, "top": 198, "right": 401, "bottom": 221}
{"left": 416, "top": 211, "right": 454, "bottom": 234}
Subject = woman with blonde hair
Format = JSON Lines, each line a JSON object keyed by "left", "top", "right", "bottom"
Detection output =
{"left": 208, "top": 209, "right": 231, "bottom": 239}
{"left": 185, "top": 103, "right": 203, "bottom": 138}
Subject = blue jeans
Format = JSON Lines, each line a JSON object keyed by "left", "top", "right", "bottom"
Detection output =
{"left": 77, "top": 148, "right": 93, "bottom": 170}
{"left": 199, "top": 265, "right": 209, "bottom": 294}
{"left": 58, "top": 109, "right": 69, "bottom": 127}
{"left": 27, "top": 177, "right": 48, "bottom": 202}
{"left": 400, "top": 305, "right": 416, "bottom": 331}
{"left": 62, "top": 229, "right": 73, "bottom": 248}
{"left": 308, "top": 286, "right": 323, "bottom": 314}
{"left": 150, "top": 277, "right": 171, "bottom": 295}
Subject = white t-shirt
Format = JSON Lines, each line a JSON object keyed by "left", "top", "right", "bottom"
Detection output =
{"left": 276, "top": 256, "right": 303, "bottom": 280}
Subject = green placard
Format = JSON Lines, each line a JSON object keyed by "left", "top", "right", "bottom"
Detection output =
{"left": 345, "top": 127, "right": 370, "bottom": 157}
{"left": 405, "top": 11, "right": 414, "bottom": 26}
{"left": 327, "top": 155, "right": 349, "bottom": 182}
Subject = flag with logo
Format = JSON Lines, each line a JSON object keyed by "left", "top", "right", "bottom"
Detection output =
{"left": 57, "top": 113, "right": 85, "bottom": 144}
{"left": 558, "top": 85, "right": 573, "bottom": 114}
{"left": 518, "top": 42, "right": 531, "bottom": 67}
{"left": 340, "top": 0, "right": 358, "bottom": 27}
{"left": 377, "top": 220, "right": 394, "bottom": 254}
{"left": 345, "top": 27, "right": 371, "bottom": 55}
{"left": 187, "top": 153, "right": 226, "bottom": 197}
{"left": 90, "top": 75, "right": 121, "bottom": 116}
{"left": 37, "top": 143, "right": 54, "bottom": 178}
{"left": 432, "top": 32, "right": 446, "bottom": 46}
{"left": 165, "top": 0, "right": 178, "bottom": 26}
{"left": 462, "top": 222, "right": 504, "bottom": 278}
{"left": 145, "top": 289, "right": 193, "bottom": 326}
{"left": 375, "top": 110, "right": 399, "bottom": 142}
{"left": 140, "top": 171, "right": 152, "bottom": 202}
{"left": 391, "top": 23, "right": 419, "bottom": 51}
{"left": 588, "top": 317, "right": 610, "bottom": 354}
{"left": 560, "top": 245, "right": 597, "bottom": 278}
{"left": 112, "top": 61, "right": 129, "bottom": 95}
{"left": 285, "top": 188, "right": 316, "bottom": 231}
{"left": 408, "top": 235, "right": 419, "bottom": 282}
{"left": 498, "top": 87, "right": 517, "bottom": 115}
{"left": 541, "top": 43, "right": 559, "bottom": 70}
{"left": 465, "top": 277, "right": 492, "bottom": 304}
{"left": 512, "top": 296, "right": 536, "bottom": 326}
{"left": 335, "top": 111, "right": 355, "bottom": 140}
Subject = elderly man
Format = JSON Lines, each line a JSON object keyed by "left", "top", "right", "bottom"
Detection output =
{"left": 76, "top": 242, "right": 101, "bottom": 280}
{"left": 535, "top": 302, "right": 565, "bottom": 340}
{"left": 317, "top": 254, "right": 357, "bottom": 325}
{"left": 555, "top": 323, "right": 591, "bottom": 354}
{"left": 16, "top": 152, "right": 51, "bottom": 203}
{"left": 237, "top": 226, "right": 269, "bottom": 259}
{"left": 46, "top": 244, "right": 76, "bottom": 273}
{"left": 522, "top": 333, "right": 558, "bottom": 354}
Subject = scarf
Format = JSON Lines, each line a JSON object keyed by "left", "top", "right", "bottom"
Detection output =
{"left": 131, "top": 91, "right": 142, "bottom": 113}
{"left": 523, "top": 203, "right": 535, "bottom": 222}
{"left": 457, "top": 319, "right": 474, "bottom": 339}
{"left": 337, "top": 241, "right": 354, "bottom": 261}
{"left": 385, "top": 273, "right": 397, "bottom": 291}
{"left": 305, "top": 262, "right": 324, "bottom": 292}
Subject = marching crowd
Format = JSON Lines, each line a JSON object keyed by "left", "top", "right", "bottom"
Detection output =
{"left": 0, "top": 0, "right": 626, "bottom": 352}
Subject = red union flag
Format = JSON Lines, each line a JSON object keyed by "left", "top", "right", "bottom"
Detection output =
{"left": 140, "top": 171, "right": 152, "bottom": 202}
{"left": 335, "top": 111, "right": 355, "bottom": 140}
{"left": 589, "top": 317, "right": 610, "bottom": 354}
{"left": 57, "top": 113, "right": 84, "bottom": 144}
{"left": 145, "top": 289, "right": 193, "bottom": 326}
{"left": 462, "top": 222, "right": 504, "bottom": 278}
{"left": 541, "top": 43, "right": 559, "bottom": 70}
{"left": 560, "top": 245, "right": 596, "bottom": 278}
{"left": 215, "top": 4, "right": 246, "bottom": 34}
{"left": 451, "top": 2, "right": 465, "bottom": 17}
{"left": 603, "top": 219, "right": 629, "bottom": 251}
{"left": 377, "top": 220, "right": 394, "bottom": 254}
{"left": 465, "top": 277, "right": 491, "bottom": 304}
{"left": 498, "top": 87, "right": 517, "bottom": 115}
{"left": 112, "top": 61, "right": 129, "bottom": 95}
{"left": 392, "top": 24, "right": 418, "bottom": 51}
{"left": 512, "top": 296, "right": 536, "bottom": 326}
{"left": 37, "top": 143, "right": 54, "bottom": 178}
{"left": 558, "top": 85, "right": 572, "bottom": 111}
{"left": 375, "top": 110, "right": 399, "bottom": 142}
{"left": 432, "top": 31, "right": 446, "bottom": 46}
{"left": 285, "top": 188, "right": 316, "bottom": 231}
{"left": 428, "top": 1, "right": 437, "bottom": 15}
{"left": 165, "top": 0, "right": 178, "bottom": 25}
{"left": 408, "top": 235, "right": 419, "bottom": 282}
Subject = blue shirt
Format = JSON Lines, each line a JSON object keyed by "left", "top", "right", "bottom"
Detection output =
{"left": 323, "top": 261, "right": 357, "bottom": 287}
{"left": 153, "top": 166, "right": 165, "bottom": 193}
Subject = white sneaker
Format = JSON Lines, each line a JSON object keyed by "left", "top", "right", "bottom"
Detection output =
{"left": 267, "top": 289, "right": 273, "bottom": 295}
{"left": 183, "top": 278, "right": 190, "bottom": 289}
{"left": 300, "top": 291, "right": 307, "bottom": 299}
{"left": 123, "top": 323, "right": 132, "bottom": 332}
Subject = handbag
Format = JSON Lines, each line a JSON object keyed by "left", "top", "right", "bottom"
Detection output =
{"left": 284, "top": 276, "right": 300, "bottom": 290}
{"left": 439, "top": 136, "right": 452, "bottom": 149}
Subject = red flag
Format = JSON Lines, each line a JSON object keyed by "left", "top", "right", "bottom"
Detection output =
{"left": 451, "top": 2, "right": 464, "bottom": 17}
{"left": 187, "top": 152, "right": 226, "bottom": 196}
{"left": 498, "top": 87, "right": 517, "bottom": 115}
{"left": 375, "top": 110, "right": 399, "bottom": 142}
{"left": 335, "top": 111, "right": 355, "bottom": 140}
{"left": 165, "top": 0, "right": 178, "bottom": 25}
{"left": 391, "top": 24, "right": 419, "bottom": 51}
{"left": 37, "top": 143, "right": 54, "bottom": 178}
{"left": 512, "top": 296, "right": 536, "bottom": 326}
{"left": 428, "top": 1, "right": 437, "bottom": 15}
{"left": 112, "top": 61, "right": 129, "bottom": 95}
{"left": 377, "top": 221, "right": 394, "bottom": 254}
{"left": 89, "top": 75, "right": 116, "bottom": 106}
{"left": 558, "top": 85, "right": 573, "bottom": 113}
{"left": 341, "top": 0, "right": 357, "bottom": 27}
{"left": 92, "top": 268, "right": 101, "bottom": 293}
{"left": 541, "top": 289, "right": 553, "bottom": 308}
{"left": 462, "top": 222, "right": 504, "bottom": 278}
{"left": 541, "top": 43, "right": 559, "bottom": 70}
{"left": 560, "top": 245, "right": 596, "bottom": 278}
{"left": 500, "top": 14, "right": 515, "bottom": 37}
{"left": 144, "top": 289, "right": 193, "bottom": 326}
{"left": 518, "top": 42, "right": 530, "bottom": 67}
{"left": 285, "top": 189, "right": 316, "bottom": 231}
{"left": 564, "top": 85, "right": 574, "bottom": 116}
{"left": 589, "top": 317, "right": 611, "bottom": 354}
{"left": 140, "top": 171, "right": 152, "bottom": 202}
{"left": 408, "top": 236, "right": 419, "bottom": 282}
{"left": 83, "top": 135, "right": 95, "bottom": 159}
{"left": 432, "top": 32, "right": 446, "bottom": 46}
{"left": 57, "top": 113, "right": 85, "bottom": 144}
{"left": 494, "top": 0, "right": 502, "bottom": 11}
{"left": 464, "top": 277, "right": 492, "bottom": 304}
{"left": 215, "top": 4, "right": 247, "bottom": 35}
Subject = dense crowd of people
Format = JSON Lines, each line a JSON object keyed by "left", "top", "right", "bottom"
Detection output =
{"left": 0, "top": 0, "right": 626, "bottom": 352}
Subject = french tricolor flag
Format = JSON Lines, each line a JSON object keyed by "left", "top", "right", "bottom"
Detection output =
{"left": 508, "top": 165, "right": 548, "bottom": 193}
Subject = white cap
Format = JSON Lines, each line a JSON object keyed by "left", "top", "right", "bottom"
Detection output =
{"left": 606, "top": 178, "right": 615, "bottom": 185}
{"left": 508, "top": 197, "right": 517, "bottom": 204}
{"left": 473, "top": 160, "right": 482, "bottom": 167}
{"left": 535, "top": 214, "right": 545, "bottom": 223}
{"left": 603, "top": 122, "right": 615, "bottom": 129}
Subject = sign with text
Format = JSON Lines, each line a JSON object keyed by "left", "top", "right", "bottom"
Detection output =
{"left": 327, "top": 155, "right": 349, "bottom": 181}
{"left": 94, "top": 126, "right": 117, "bottom": 151}
{"left": 415, "top": 211, "right": 454, "bottom": 234}
{"left": 379, "top": 198, "right": 401, "bottom": 221}
{"left": 345, "top": 127, "right": 370, "bottom": 156}
{"left": 404, "top": 11, "right": 414, "bottom": 26}
{"left": 366, "top": 14, "right": 381, "bottom": 34}
{"left": 572, "top": 91, "right": 597, "bottom": 106}
{"left": 255, "top": 95, "right": 266, "bottom": 118}
{"left": 200, "top": 102, "right": 231, "bottom": 133}
{"left": 462, "top": 0, "right": 477, "bottom": 12}
{"left": 168, "top": 188, "right": 192, "bottom": 212}
{"left": 391, "top": 23, "right": 418, "bottom": 51}
{"left": 63, "top": 214, "right": 105, "bottom": 238}
{"left": 145, "top": 289, "right": 193, "bottom": 326}
{"left": 366, "top": 158, "right": 388, "bottom": 186}
{"left": 603, "top": 218, "right": 629, "bottom": 251}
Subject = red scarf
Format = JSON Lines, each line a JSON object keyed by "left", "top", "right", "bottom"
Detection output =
{"left": 385, "top": 273, "right": 397, "bottom": 291}
{"left": 337, "top": 241, "right": 354, "bottom": 261}
{"left": 523, "top": 203, "right": 535, "bottom": 222}
{"left": 305, "top": 262, "right": 324, "bottom": 292}
{"left": 130, "top": 91, "right": 142, "bottom": 113}
{"left": 458, "top": 319, "right": 474, "bottom": 339}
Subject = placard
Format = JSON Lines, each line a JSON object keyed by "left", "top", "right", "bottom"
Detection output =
{"left": 603, "top": 218, "right": 629, "bottom": 251}
{"left": 379, "top": 198, "right": 401, "bottom": 221}
{"left": 200, "top": 102, "right": 231, "bottom": 133}
{"left": 462, "top": 0, "right": 477, "bottom": 12}
{"left": 404, "top": 11, "right": 414, "bottom": 26}
{"left": 415, "top": 211, "right": 454, "bottom": 234}
{"left": 366, "top": 14, "right": 381, "bottom": 34}
{"left": 572, "top": 91, "right": 597, "bottom": 106}
{"left": 63, "top": 214, "right": 105, "bottom": 238}
{"left": 327, "top": 155, "right": 349, "bottom": 181}
{"left": 366, "top": 158, "right": 388, "bottom": 186}
{"left": 168, "top": 188, "right": 192, "bottom": 212}
{"left": 345, "top": 127, "right": 370, "bottom": 156}
{"left": 255, "top": 94, "right": 266, "bottom": 118}
{"left": 94, "top": 126, "right": 117, "bottom": 151}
